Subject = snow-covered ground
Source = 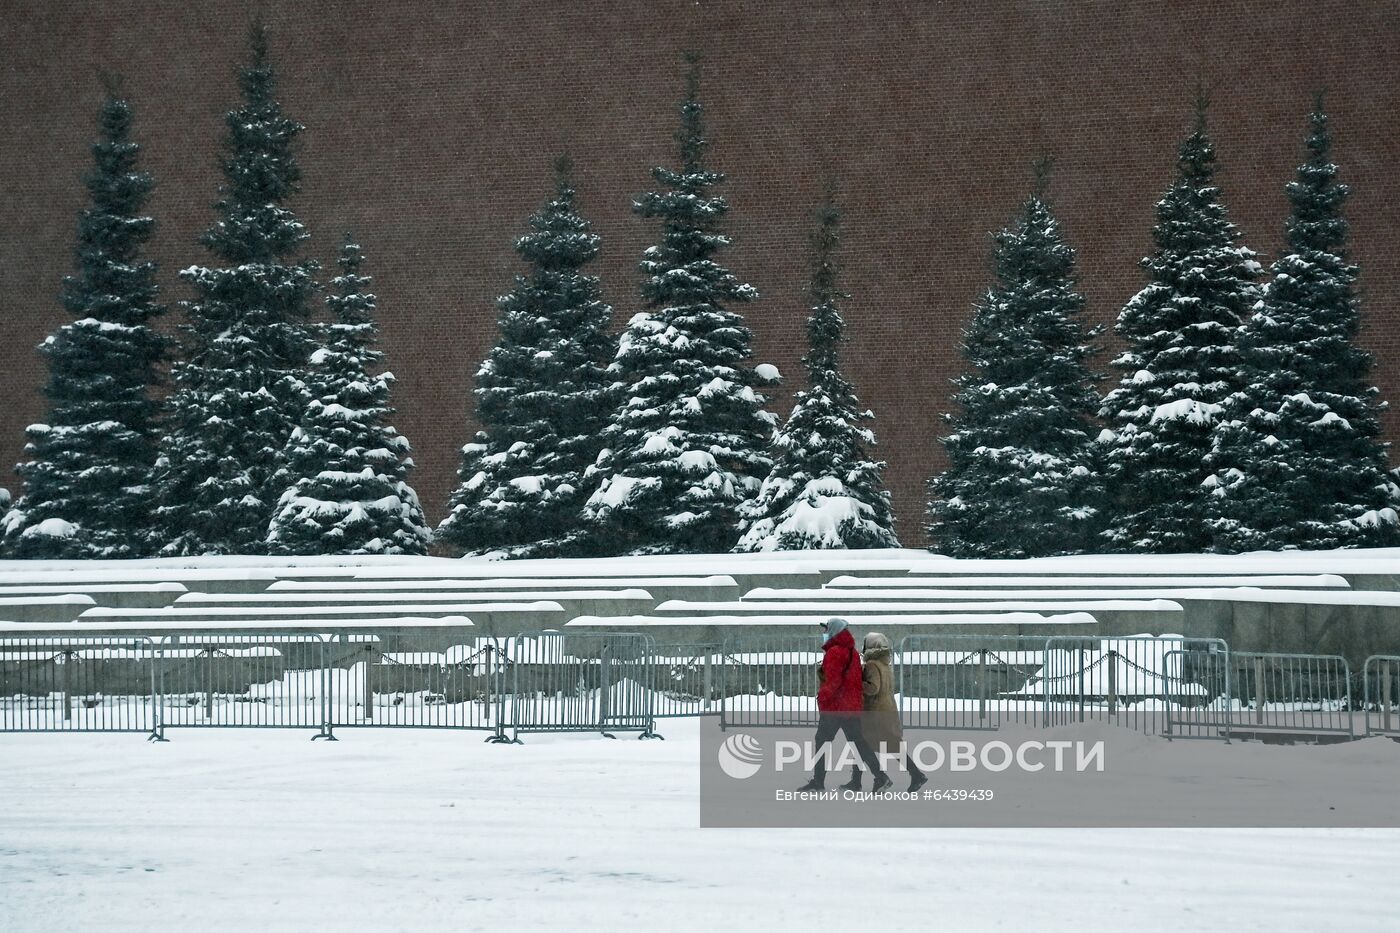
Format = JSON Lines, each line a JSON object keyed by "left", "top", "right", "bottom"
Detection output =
{"left": 2, "top": 721, "right": 1398, "bottom": 932}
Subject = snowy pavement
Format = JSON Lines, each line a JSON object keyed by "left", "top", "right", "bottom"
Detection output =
{"left": 1, "top": 721, "right": 1397, "bottom": 932}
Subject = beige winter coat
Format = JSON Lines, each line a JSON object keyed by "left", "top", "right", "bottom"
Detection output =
{"left": 861, "top": 634, "right": 903, "bottom": 752}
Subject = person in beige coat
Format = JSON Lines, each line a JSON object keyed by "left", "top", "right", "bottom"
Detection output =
{"left": 846, "top": 632, "right": 927, "bottom": 792}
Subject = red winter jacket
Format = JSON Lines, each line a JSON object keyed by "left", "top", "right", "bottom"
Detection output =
{"left": 817, "top": 628, "right": 864, "bottom": 715}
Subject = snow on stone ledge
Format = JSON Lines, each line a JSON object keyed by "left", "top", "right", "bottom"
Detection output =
{"left": 1, "top": 547, "right": 1398, "bottom": 581}
{"left": 567, "top": 611, "right": 1100, "bottom": 627}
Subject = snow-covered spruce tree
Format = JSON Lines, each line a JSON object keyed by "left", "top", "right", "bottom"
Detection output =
{"left": 1206, "top": 103, "right": 1400, "bottom": 551}
{"left": 436, "top": 158, "right": 614, "bottom": 558}
{"left": 267, "top": 238, "right": 430, "bottom": 555}
{"left": 582, "top": 57, "right": 777, "bottom": 556}
{"left": 153, "top": 25, "right": 318, "bottom": 556}
{"left": 926, "top": 163, "right": 1103, "bottom": 558}
{"left": 1098, "top": 100, "right": 1262, "bottom": 553}
{"left": 2, "top": 95, "right": 167, "bottom": 559}
{"left": 0, "top": 488, "right": 12, "bottom": 542}
{"left": 735, "top": 195, "right": 897, "bottom": 551}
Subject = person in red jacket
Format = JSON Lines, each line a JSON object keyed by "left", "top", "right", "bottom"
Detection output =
{"left": 796, "top": 618, "right": 892, "bottom": 792}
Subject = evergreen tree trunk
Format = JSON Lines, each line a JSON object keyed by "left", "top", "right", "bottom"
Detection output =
{"left": 153, "top": 25, "right": 318, "bottom": 556}
{"left": 437, "top": 158, "right": 614, "bottom": 558}
{"left": 928, "top": 163, "right": 1103, "bottom": 557}
{"left": 582, "top": 56, "right": 776, "bottom": 556}
{"left": 1207, "top": 102, "right": 1400, "bottom": 550}
{"left": 735, "top": 193, "right": 897, "bottom": 551}
{"left": 1099, "top": 101, "right": 1262, "bottom": 553}
{"left": 3, "top": 95, "right": 167, "bottom": 559}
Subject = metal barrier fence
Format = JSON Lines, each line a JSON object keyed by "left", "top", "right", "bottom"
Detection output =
{"left": 717, "top": 636, "right": 823, "bottom": 729}
{"left": 0, "top": 631, "right": 1377, "bottom": 744}
{"left": 1040, "top": 636, "right": 1232, "bottom": 738}
{"left": 897, "top": 634, "right": 1051, "bottom": 731}
{"left": 1220, "top": 652, "right": 1354, "bottom": 738}
{"left": 153, "top": 633, "right": 332, "bottom": 740}
{"left": 1, "top": 635, "right": 160, "bottom": 736}
{"left": 648, "top": 641, "right": 722, "bottom": 719}
{"left": 1162, "top": 644, "right": 1234, "bottom": 739}
{"left": 503, "top": 632, "right": 659, "bottom": 742}
{"left": 324, "top": 635, "right": 503, "bottom": 739}
{"left": 714, "top": 634, "right": 1237, "bottom": 739}
{"left": 1364, "top": 655, "right": 1400, "bottom": 737}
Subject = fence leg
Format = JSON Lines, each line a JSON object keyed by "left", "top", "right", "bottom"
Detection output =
{"left": 363, "top": 642, "right": 374, "bottom": 722}
{"left": 1254, "top": 656, "right": 1266, "bottom": 726}
{"left": 511, "top": 637, "right": 529, "bottom": 745}
{"left": 703, "top": 652, "right": 713, "bottom": 712}
{"left": 978, "top": 649, "right": 988, "bottom": 722}
{"left": 1221, "top": 647, "right": 1232, "bottom": 743}
{"left": 485, "top": 685, "right": 513, "bottom": 744}
{"left": 718, "top": 647, "right": 730, "bottom": 732}
{"left": 1163, "top": 650, "right": 1174, "bottom": 739}
{"left": 312, "top": 641, "right": 336, "bottom": 741}
{"left": 60, "top": 649, "right": 72, "bottom": 723}
{"left": 1384, "top": 661, "right": 1394, "bottom": 734}
{"left": 1077, "top": 646, "right": 1086, "bottom": 723}
{"left": 639, "top": 710, "right": 663, "bottom": 740}
{"left": 203, "top": 647, "right": 214, "bottom": 720}
{"left": 1107, "top": 650, "right": 1118, "bottom": 718}
{"left": 639, "top": 644, "right": 662, "bottom": 740}
{"left": 1343, "top": 660, "right": 1354, "bottom": 740}
{"left": 598, "top": 645, "right": 615, "bottom": 739}
{"left": 484, "top": 645, "right": 510, "bottom": 743}
{"left": 147, "top": 642, "right": 168, "bottom": 742}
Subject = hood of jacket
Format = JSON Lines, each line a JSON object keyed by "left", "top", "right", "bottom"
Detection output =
{"left": 862, "top": 631, "right": 893, "bottom": 663}
{"left": 822, "top": 617, "right": 849, "bottom": 645}
{"left": 822, "top": 626, "right": 856, "bottom": 654}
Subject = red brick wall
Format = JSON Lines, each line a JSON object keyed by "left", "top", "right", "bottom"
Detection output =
{"left": 2, "top": 0, "right": 1398, "bottom": 547}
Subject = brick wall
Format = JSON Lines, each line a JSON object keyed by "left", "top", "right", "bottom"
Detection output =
{"left": 2, "top": 0, "right": 1398, "bottom": 546}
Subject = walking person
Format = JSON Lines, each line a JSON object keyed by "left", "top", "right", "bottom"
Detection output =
{"left": 846, "top": 632, "right": 927, "bottom": 793}
{"left": 797, "top": 618, "right": 891, "bottom": 792}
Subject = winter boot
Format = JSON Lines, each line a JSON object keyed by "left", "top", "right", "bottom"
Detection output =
{"left": 908, "top": 772, "right": 928, "bottom": 794}
{"left": 871, "top": 773, "right": 893, "bottom": 793}
{"left": 840, "top": 769, "right": 862, "bottom": 792}
{"left": 796, "top": 777, "right": 824, "bottom": 792}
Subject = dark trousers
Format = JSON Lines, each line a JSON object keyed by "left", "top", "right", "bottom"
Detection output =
{"left": 810, "top": 713, "right": 888, "bottom": 785}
